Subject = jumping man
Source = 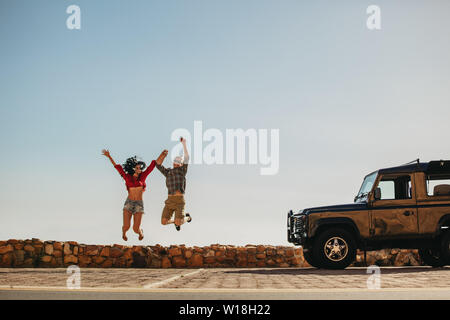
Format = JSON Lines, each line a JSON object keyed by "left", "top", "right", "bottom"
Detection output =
{"left": 155, "top": 137, "right": 192, "bottom": 231}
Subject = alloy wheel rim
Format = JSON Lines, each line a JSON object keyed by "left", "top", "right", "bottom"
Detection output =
{"left": 324, "top": 237, "right": 348, "bottom": 262}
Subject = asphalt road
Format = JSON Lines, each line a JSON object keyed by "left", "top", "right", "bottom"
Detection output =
{"left": 1, "top": 266, "right": 450, "bottom": 300}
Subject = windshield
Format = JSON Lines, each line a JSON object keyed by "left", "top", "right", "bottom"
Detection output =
{"left": 355, "top": 172, "right": 377, "bottom": 202}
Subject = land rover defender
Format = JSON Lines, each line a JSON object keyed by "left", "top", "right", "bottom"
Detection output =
{"left": 287, "top": 160, "right": 450, "bottom": 269}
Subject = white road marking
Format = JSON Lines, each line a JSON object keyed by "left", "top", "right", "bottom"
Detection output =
{"left": 143, "top": 268, "right": 204, "bottom": 289}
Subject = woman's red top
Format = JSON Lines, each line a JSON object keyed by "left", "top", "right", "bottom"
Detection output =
{"left": 114, "top": 160, "right": 156, "bottom": 191}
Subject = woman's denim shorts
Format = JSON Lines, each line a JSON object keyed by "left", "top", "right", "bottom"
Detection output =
{"left": 123, "top": 198, "right": 144, "bottom": 214}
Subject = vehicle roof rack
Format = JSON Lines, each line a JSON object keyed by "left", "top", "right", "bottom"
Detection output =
{"left": 402, "top": 158, "right": 420, "bottom": 166}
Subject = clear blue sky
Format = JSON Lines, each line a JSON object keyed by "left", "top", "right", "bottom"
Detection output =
{"left": 1, "top": 0, "right": 450, "bottom": 246}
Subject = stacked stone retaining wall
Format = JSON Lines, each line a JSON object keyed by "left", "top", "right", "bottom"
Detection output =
{"left": 0, "top": 239, "right": 423, "bottom": 268}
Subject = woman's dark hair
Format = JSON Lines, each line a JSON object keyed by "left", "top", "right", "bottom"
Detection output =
{"left": 123, "top": 156, "right": 146, "bottom": 175}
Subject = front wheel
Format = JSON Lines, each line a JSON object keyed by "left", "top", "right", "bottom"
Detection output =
{"left": 303, "top": 248, "right": 321, "bottom": 268}
{"left": 312, "top": 228, "right": 356, "bottom": 269}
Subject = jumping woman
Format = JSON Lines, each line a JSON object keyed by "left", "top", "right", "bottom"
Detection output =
{"left": 102, "top": 149, "right": 156, "bottom": 241}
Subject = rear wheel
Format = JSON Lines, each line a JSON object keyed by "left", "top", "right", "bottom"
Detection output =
{"left": 440, "top": 232, "right": 450, "bottom": 265}
{"left": 312, "top": 228, "right": 356, "bottom": 269}
{"left": 419, "top": 248, "right": 445, "bottom": 267}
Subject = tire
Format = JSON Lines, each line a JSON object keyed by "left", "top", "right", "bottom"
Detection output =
{"left": 418, "top": 248, "right": 445, "bottom": 267}
{"left": 312, "top": 228, "right": 357, "bottom": 269}
{"left": 303, "top": 248, "right": 321, "bottom": 268}
{"left": 440, "top": 232, "right": 450, "bottom": 265}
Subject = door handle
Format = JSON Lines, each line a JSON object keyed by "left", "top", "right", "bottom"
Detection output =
{"left": 403, "top": 211, "right": 413, "bottom": 216}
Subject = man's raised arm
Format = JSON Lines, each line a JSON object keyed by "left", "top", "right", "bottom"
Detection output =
{"left": 181, "top": 137, "right": 189, "bottom": 163}
{"left": 156, "top": 150, "right": 169, "bottom": 176}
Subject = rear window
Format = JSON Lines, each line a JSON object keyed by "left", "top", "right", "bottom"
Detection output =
{"left": 426, "top": 174, "right": 450, "bottom": 196}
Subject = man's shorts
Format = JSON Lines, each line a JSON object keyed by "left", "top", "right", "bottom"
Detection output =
{"left": 161, "top": 195, "right": 185, "bottom": 221}
{"left": 123, "top": 198, "right": 144, "bottom": 214}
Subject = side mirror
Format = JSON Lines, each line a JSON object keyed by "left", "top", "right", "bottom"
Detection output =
{"left": 374, "top": 187, "right": 381, "bottom": 200}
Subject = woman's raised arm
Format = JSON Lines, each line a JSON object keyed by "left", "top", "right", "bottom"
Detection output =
{"left": 102, "top": 149, "right": 117, "bottom": 166}
{"left": 103, "top": 149, "right": 128, "bottom": 179}
{"left": 141, "top": 160, "right": 157, "bottom": 180}
{"left": 156, "top": 149, "right": 168, "bottom": 165}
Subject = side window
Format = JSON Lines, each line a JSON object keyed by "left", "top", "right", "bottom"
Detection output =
{"left": 378, "top": 180, "right": 395, "bottom": 199}
{"left": 427, "top": 175, "right": 450, "bottom": 196}
{"left": 377, "top": 175, "right": 412, "bottom": 200}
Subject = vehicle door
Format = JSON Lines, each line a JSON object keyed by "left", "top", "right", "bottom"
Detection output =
{"left": 370, "top": 173, "right": 418, "bottom": 237}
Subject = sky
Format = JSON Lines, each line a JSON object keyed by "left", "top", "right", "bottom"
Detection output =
{"left": 1, "top": 0, "right": 450, "bottom": 247}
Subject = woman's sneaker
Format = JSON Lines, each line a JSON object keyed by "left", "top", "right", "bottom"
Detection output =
{"left": 186, "top": 213, "right": 192, "bottom": 223}
{"left": 175, "top": 224, "right": 181, "bottom": 231}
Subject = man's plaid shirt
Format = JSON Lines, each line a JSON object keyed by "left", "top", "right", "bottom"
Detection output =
{"left": 156, "top": 162, "right": 188, "bottom": 195}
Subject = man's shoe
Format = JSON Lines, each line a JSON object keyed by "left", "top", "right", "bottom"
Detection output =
{"left": 175, "top": 224, "right": 181, "bottom": 231}
{"left": 186, "top": 213, "right": 192, "bottom": 223}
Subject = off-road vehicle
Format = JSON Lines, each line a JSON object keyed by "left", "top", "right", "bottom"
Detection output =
{"left": 287, "top": 160, "right": 450, "bottom": 269}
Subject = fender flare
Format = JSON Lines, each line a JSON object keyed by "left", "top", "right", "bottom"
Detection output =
{"left": 310, "top": 217, "right": 361, "bottom": 240}
{"left": 436, "top": 214, "right": 450, "bottom": 235}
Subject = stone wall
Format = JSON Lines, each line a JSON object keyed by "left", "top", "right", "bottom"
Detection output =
{"left": 353, "top": 249, "right": 422, "bottom": 267}
{"left": 0, "top": 239, "right": 423, "bottom": 268}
